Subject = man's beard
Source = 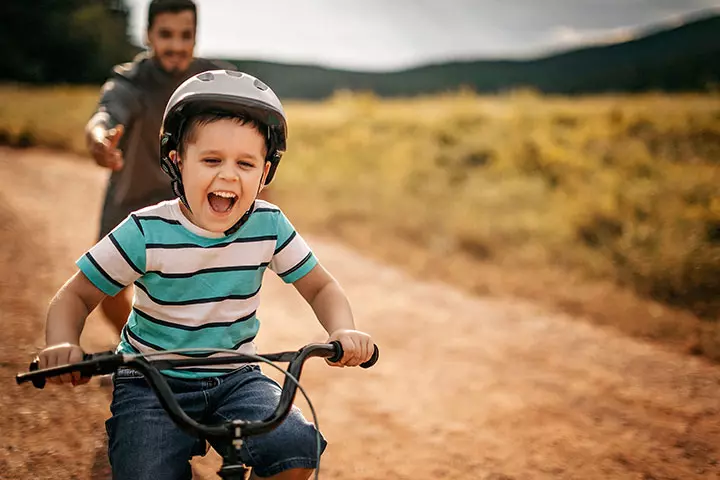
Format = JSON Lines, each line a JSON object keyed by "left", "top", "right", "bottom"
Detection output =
{"left": 154, "top": 53, "right": 189, "bottom": 76}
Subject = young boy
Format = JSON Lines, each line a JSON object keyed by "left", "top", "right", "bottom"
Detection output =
{"left": 38, "top": 70, "right": 375, "bottom": 480}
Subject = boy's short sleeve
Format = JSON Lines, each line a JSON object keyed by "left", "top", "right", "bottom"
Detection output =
{"left": 269, "top": 211, "right": 318, "bottom": 284}
{"left": 76, "top": 214, "right": 146, "bottom": 296}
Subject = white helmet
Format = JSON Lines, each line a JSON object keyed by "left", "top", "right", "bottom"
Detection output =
{"left": 159, "top": 70, "right": 288, "bottom": 207}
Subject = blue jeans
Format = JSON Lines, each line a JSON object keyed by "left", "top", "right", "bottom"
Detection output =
{"left": 106, "top": 364, "right": 327, "bottom": 479}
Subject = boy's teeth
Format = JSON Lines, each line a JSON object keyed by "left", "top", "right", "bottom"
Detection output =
{"left": 212, "top": 191, "right": 236, "bottom": 198}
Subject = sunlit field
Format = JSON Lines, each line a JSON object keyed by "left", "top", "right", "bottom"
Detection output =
{"left": 1, "top": 85, "right": 718, "bottom": 358}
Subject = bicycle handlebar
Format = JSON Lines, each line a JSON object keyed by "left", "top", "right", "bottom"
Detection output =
{"left": 16, "top": 341, "right": 379, "bottom": 440}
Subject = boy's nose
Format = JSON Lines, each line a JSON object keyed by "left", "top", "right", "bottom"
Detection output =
{"left": 217, "top": 167, "right": 239, "bottom": 181}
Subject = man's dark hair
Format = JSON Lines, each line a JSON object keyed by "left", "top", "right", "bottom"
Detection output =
{"left": 147, "top": 0, "right": 197, "bottom": 31}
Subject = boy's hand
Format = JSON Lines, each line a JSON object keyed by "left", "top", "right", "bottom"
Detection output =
{"left": 327, "top": 329, "right": 374, "bottom": 367}
{"left": 37, "top": 343, "right": 89, "bottom": 386}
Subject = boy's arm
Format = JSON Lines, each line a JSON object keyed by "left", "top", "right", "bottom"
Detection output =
{"left": 293, "top": 263, "right": 373, "bottom": 367}
{"left": 270, "top": 210, "right": 373, "bottom": 366}
{"left": 40, "top": 212, "right": 145, "bottom": 385}
{"left": 46, "top": 270, "right": 107, "bottom": 345}
{"left": 40, "top": 270, "right": 108, "bottom": 385}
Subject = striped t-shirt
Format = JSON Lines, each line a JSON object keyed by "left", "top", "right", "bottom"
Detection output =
{"left": 76, "top": 199, "right": 317, "bottom": 378}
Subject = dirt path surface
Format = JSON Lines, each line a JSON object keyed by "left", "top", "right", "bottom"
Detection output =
{"left": 1, "top": 147, "right": 720, "bottom": 480}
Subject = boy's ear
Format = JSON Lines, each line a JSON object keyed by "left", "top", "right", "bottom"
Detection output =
{"left": 258, "top": 161, "right": 272, "bottom": 191}
{"left": 169, "top": 150, "right": 183, "bottom": 171}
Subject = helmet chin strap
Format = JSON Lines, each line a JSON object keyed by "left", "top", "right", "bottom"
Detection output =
{"left": 222, "top": 162, "right": 270, "bottom": 236}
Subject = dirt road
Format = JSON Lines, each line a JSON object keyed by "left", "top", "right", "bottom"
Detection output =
{"left": 1, "top": 147, "right": 719, "bottom": 479}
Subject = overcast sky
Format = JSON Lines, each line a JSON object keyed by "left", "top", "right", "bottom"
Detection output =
{"left": 124, "top": 0, "right": 720, "bottom": 71}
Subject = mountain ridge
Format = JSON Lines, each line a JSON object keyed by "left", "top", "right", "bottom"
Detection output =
{"left": 220, "top": 11, "right": 720, "bottom": 98}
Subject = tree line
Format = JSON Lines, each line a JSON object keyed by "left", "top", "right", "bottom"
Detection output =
{"left": 0, "top": 0, "right": 139, "bottom": 84}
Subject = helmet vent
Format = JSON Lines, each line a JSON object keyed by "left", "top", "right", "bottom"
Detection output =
{"left": 226, "top": 70, "right": 244, "bottom": 78}
{"left": 254, "top": 78, "right": 268, "bottom": 91}
{"left": 197, "top": 72, "right": 215, "bottom": 81}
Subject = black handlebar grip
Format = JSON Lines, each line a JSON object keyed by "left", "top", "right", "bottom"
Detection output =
{"left": 328, "top": 341, "right": 344, "bottom": 363}
{"left": 28, "top": 358, "right": 46, "bottom": 389}
{"left": 26, "top": 353, "right": 94, "bottom": 389}
{"left": 328, "top": 341, "right": 379, "bottom": 369}
{"left": 360, "top": 345, "right": 379, "bottom": 369}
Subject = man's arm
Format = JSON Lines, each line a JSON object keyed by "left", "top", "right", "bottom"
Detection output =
{"left": 85, "top": 78, "right": 141, "bottom": 171}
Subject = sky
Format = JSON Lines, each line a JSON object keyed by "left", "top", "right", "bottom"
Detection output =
{"left": 124, "top": 0, "right": 720, "bottom": 71}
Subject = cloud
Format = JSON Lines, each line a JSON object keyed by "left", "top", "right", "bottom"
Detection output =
{"left": 546, "top": 5, "right": 720, "bottom": 50}
{"left": 547, "top": 25, "right": 637, "bottom": 47}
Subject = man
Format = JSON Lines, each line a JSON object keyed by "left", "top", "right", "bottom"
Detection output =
{"left": 86, "top": 0, "right": 236, "bottom": 334}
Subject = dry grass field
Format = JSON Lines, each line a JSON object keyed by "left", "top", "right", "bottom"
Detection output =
{"left": 1, "top": 85, "right": 718, "bottom": 358}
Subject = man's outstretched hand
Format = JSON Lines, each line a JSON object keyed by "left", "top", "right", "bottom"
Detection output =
{"left": 88, "top": 124, "right": 125, "bottom": 171}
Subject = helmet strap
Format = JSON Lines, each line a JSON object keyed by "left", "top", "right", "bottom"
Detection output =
{"left": 223, "top": 203, "right": 254, "bottom": 236}
{"left": 163, "top": 150, "right": 192, "bottom": 212}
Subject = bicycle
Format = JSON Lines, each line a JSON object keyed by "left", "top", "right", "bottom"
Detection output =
{"left": 16, "top": 341, "right": 379, "bottom": 479}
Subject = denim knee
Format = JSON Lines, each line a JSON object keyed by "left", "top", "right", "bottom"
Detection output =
{"left": 208, "top": 367, "right": 328, "bottom": 477}
{"left": 243, "top": 405, "right": 327, "bottom": 477}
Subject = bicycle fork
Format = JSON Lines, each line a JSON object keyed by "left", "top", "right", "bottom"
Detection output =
{"left": 217, "top": 425, "right": 250, "bottom": 480}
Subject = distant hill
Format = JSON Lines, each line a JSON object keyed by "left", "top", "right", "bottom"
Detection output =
{"left": 224, "top": 12, "right": 720, "bottom": 99}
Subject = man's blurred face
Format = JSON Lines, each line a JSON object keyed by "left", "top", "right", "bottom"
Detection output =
{"left": 147, "top": 10, "right": 196, "bottom": 75}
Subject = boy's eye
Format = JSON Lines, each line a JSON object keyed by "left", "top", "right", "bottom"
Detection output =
{"left": 203, "top": 157, "right": 221, "bottom": 164}
{"left": 237, "top": 161, "right": 255, "bottom": 168}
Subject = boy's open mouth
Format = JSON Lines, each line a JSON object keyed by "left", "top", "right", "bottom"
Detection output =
{"left": 208, "top": 191, "right": 237, "bottom": 213}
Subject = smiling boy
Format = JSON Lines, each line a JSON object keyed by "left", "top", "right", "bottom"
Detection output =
{"left": 39, "top": 70, "right": 375, "bottom": 480}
